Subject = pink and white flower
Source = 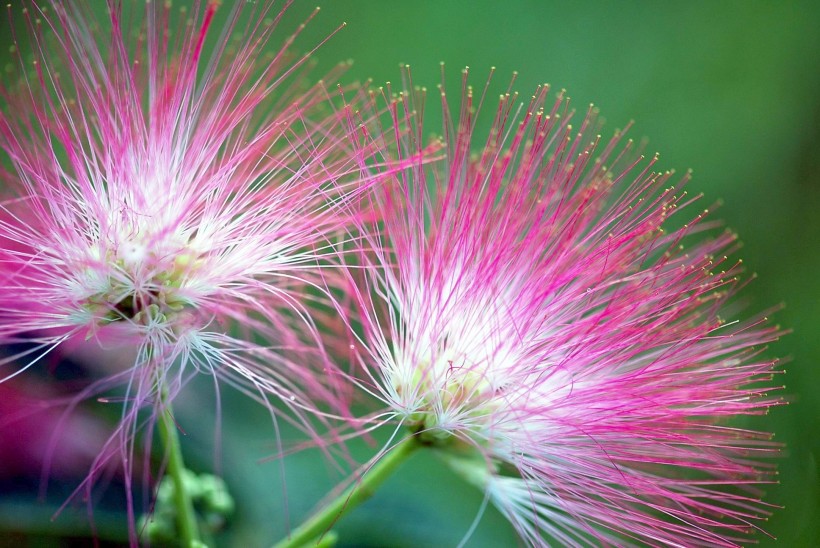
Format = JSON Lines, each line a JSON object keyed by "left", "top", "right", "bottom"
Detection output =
{"left": 0, "top": 0, "right": 375, "bottom": 528}
{"left": 345, "top": 71, "right": 783, "bottom": 546}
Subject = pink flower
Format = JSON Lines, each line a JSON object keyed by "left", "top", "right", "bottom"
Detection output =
{"left": 0, "top": 0, "right": 372, "bottom": 529}
{"left": 345, "top": 72, "right": 783, "bottom": 546}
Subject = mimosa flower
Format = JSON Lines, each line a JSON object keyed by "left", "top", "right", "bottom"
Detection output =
{"left": 344, "top": 71, "right": 783, "bottom": 546}
{"left": 0, "top": 0, "right": 375, "bottom": 532}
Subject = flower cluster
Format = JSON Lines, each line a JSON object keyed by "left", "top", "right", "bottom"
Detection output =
{"left": 0, "top": 0, "right": 370, "bottom": 530}
{"left": 341, "top": 71, "right": 782, "bottom": 546}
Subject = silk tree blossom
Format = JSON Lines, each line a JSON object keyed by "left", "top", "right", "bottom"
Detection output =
{"left": 343, "top": 70, "right": 783, "bottom": 546}
{"left": 0, "top": 0, "right": 378, "bottom": 530}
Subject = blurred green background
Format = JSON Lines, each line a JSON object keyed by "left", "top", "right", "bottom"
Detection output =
{"left": 1, "top": 1, "right": 819, "bottom": 546}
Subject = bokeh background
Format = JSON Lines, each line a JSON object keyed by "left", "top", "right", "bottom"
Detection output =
{"left": 1, "top": 1, "right": 818, "bottom": 546}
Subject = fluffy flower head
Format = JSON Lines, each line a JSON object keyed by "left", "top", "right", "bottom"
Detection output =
{"left": 0, "top": 0, "right": 373, "bottom": 526}
{"left": 347, "top": 70, "right": 783, "bottom": 546}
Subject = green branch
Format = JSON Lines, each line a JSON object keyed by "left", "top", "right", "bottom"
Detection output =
{"left": 156, "top": 387, "right": 202, "bottom": 547}
{"left": 273, "top": 435, "right": 419, "bottom": 548}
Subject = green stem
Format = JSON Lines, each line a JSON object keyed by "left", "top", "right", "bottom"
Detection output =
{"left": 273, "top": 435, "right": 420, "bottom": 548}
{"left": 157, "top": 387, "right": 201, "bottom": 547}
